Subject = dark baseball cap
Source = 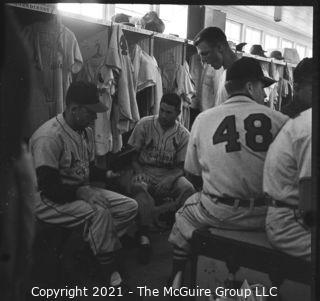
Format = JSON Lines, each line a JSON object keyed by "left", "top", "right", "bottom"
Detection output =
{"left": 66, "top": 81, "right": 107, "bottom": 113}
{"left": 226, "top": 57, "right": 276, "bottom": 87}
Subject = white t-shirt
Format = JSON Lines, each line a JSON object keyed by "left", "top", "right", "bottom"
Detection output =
{"left": 185, "top": 95, "right": 288, "bottom": 204}
{"left": 263, "top": 108, "right": 311, "bottom": 206}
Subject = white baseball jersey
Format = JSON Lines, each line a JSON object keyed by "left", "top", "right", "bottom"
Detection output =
{"left": 263, "top": 108, "right": 311, "bottom": 206}
{"left": 29, "top": 114, "right": 95, "bottom": 186}
{"left": 128, "top": 115, "right": 190, "bottom": 170}
{"left": 23, "top": 21, "right": 83, "bottom": 138}
{"left": 185, "top": 95, "right": 289, "bottom": 205}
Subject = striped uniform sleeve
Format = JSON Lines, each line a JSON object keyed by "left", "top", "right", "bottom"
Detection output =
{"left": 184, "top": 116, "right": 202, "bottom": 176}
{"left": 127, "top": 119, "right": 146, "bottom": 151}
{"left": 30, "top": 136, "right": 61, "bottom": 169}
{"left": 176, "top": 127, "right": 190, "bottom": 163}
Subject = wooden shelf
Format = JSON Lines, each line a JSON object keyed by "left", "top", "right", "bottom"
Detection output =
{"left": 7, "top": 3, "right": 193, "bottom": 45}
{"left": 7, "top": 3, "right": 295, "bottom": 67}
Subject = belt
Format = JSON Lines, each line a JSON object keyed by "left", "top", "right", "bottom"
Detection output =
{"left": 268, "top": 199, "right": 299, "bottom": 210}
{"left": 210, "top": 195, "right": 266, "bottom": 207}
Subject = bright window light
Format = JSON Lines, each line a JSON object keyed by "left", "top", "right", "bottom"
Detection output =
{"left": 296, "top": 44, "right": 306, "bottom": 60}
{"left": 264, "top": 34, "right": 278, "bottom": 51}
{"left": 225, "top": 19, "right": 242, "bottom": 44}
{"left": 159, "top": 5, "right": 188, "bottom": 38}
{"left": 244, "top": 27, "right": 262, "bottom": 53}
{"left": 57, "top": 3, "right": 104, "bottom": 20}
{"left": 282, "top": 39, "right": 293, "bottom": 49}
{"left": 115, "top": 4, "right": 152, "bottom": 18}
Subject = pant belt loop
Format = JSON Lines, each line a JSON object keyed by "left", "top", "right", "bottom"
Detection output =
{"left": 233, "top": 199, "right": 240, "bottom": 209}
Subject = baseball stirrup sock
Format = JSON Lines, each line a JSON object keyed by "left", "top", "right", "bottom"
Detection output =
{"left": 97, "top": 252, "right": 115, "bottom": 265}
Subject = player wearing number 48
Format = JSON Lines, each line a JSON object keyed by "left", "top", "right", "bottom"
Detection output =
{"left": 168, "top": 57, "right": 289, "bottom": 290}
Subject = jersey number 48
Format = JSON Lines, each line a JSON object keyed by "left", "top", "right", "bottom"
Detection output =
{"left": 212, "top": 113, "right": 272, "bottom": 152}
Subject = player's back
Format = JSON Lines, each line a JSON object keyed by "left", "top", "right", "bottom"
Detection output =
{"left": 189, "top": 95, "right": 288, "bottom": 200}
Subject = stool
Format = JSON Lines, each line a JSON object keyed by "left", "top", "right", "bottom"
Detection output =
{"left": 190, "top": 228, "right": 312, "bottom": 300}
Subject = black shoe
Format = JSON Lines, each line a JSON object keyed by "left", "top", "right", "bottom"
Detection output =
{"left": 137, "top": 243, "right": 152, "bottom": 265}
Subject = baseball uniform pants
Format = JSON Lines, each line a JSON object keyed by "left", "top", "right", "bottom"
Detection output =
{"left": 35, "top": 186, "right": 138, "bottom": 254}
{"left": 169, "top": 192, "right": 266, "bottom": 254}
{"left": 131, "top": 169, "right": 195, "bottom": 227}
{"left": 266, "top": 206, "right": 311, "bottom": 261}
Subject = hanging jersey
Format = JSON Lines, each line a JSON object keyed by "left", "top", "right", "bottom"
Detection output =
{"left": 263, "top": 109, "right": 311, "bottom": 207}
{"left": 105, "top": 25, "right": 139, "bottom": 134}
{"left": 23, "top": 20, "right": 82, "bottom": 137}
{"left": 185, "top": 95, "right": 288, "bottom": 201}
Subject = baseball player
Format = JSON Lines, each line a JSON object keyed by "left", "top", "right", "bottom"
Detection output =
{"left": 263, "top": 58, "right": 313, "bottom": 261}
{"left": 29, "top": 81, "right": 140, "bottom": 299}
{"left": 168, "top": 57, "right": 289, "bottom": 289}
{"left": 194, "top": 26, "right": 238, "bottom": 107}
{"left": 127, "top": 93, "right": 195, "bottom": 264}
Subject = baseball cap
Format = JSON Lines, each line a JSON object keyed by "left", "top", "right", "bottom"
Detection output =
{"left": 66, "top": 81, "right": 107, "bottom": 113}
{"left": 226, "top": 57, "right": 276, "bottom": 88}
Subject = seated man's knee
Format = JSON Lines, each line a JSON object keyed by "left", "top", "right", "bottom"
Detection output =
{"left": 127, "top": 197, "right": 139, "bottom": 214}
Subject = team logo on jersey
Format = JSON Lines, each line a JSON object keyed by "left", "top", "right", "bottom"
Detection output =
{"left": 68, "top": 152, "right": 89, "bottom": 180}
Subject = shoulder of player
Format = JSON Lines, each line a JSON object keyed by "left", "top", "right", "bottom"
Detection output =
{"left": 30, "top": 117, "right": 71, "bottom": 147}
{"left": 175, "top": 121, "right": 190, "bottom": 137}
{"left": 137, "top": 115, "right": 155, "bottom": 125}
{"left": 282, "top": 109, "right": 311, "bottom": 138}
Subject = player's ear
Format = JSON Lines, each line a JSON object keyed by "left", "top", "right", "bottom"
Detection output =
{"left": 246, "top": 81, "right": 254, "bottom": 95}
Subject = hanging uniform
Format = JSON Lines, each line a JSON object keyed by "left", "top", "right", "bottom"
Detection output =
{"left": 77, "top": 30, "right": 115, "bottom": 155}
{"left": 23, "top": 19, "right": 82, "bottom": 138}
{"left": 105, "top": 25, "right": 140, "bottom": 152}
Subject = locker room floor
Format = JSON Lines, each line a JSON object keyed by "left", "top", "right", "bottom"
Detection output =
{"left": 28, "top": 227, "right": 192, "bottom": 300}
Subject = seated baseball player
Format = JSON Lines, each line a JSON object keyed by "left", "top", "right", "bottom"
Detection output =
{"left": 263, "top": 58, "right": 313, "bottom": 261}
{"left": 29, "top": 81, "right": 140, "bottom": 299}
{"left": 168, "top": 57, "right": 289, "bottom": 289}
{"left": 127, "top": 93, "right": 196, "bottom": 264}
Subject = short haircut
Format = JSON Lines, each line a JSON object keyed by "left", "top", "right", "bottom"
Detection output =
{"left": 293, "top": 57, "right": 313, "bottom": 84}
{"left": 194, "top": 27, "right": 227, "bottom": 47}
{"left": 225, "top": 79, "right": 261, "bottom": 95}
{"left": 66, "top": 81, "right": 99, "bottom": 107}
{"left": 161, "top": 93, "right": 181, "bottom": 112}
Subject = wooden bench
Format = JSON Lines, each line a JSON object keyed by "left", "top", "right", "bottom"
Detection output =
{"left": 190, "top": 227, "right": 312, "bottom": 299}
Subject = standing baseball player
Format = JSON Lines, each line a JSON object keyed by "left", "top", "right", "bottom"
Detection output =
{"left": 127, "top": 93, "right": 195, "bottom": 264}
{"left": 263, "top": 58, "right": 313, "bottom": 261}
{"left": 29, "top": 81, "right": 140, "bottom": 299}
{"left": 168, "top": 57, "right": 289, "bottom": 288}
{"left": 194, "top": 26, "right": 238, "bottom": 107}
